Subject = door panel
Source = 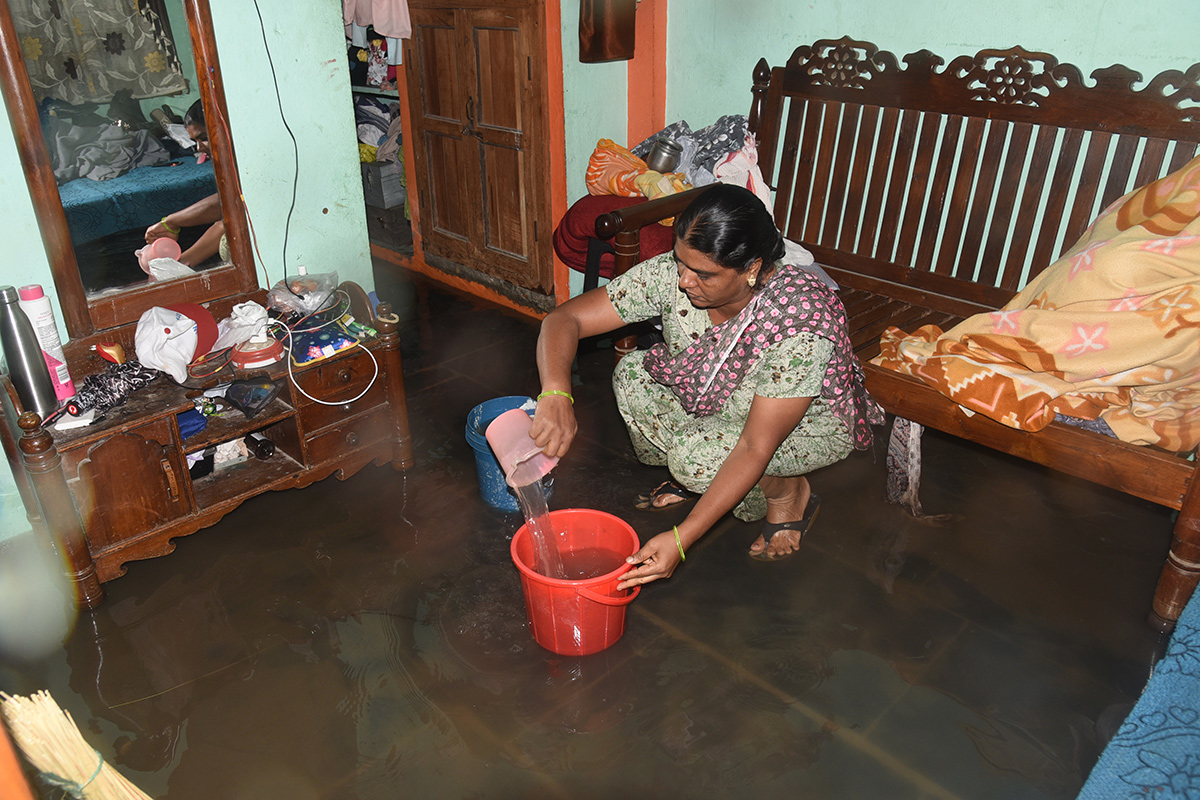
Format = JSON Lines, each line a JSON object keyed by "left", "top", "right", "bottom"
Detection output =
{"left": 415, "top": 17, "right": 461, "bottom": 123}
{"left": 407, "top": 8, "right": 482, "bottom": 268}
{"left": 74, "top": 431, "right": 190, "bottom": 551}
{"left": 426, "top": 131, "right": 472, "bottom": 241}
{"left": 405, "top": 2, "right": 552, "bottom": 293}
{"left": 474, "top": 24, "right": 521, "bottom": 133}
{"left": 481, "top": 143, "right": 526, "bottom": 258}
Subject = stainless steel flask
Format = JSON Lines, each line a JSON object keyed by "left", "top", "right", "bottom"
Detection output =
{"left": 0, "top": 284, "right": 58, "bottom": 419}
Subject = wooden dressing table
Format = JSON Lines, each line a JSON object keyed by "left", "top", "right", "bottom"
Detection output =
{"left": 0, "top": 0, "right": 413, "bottom": 607}
{"left": 1, "top": 287, "right": 413, "bottom": 606}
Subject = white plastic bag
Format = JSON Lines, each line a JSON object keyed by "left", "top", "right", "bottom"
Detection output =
{"left": 134, "top": 306, "right": 198, "bottom": 383}
{"left": 213, "top": 301, "right": 269, "bottom": 351}
{"left": 266, "top": 271, "right": 338, "bottom": 316}
{"left": 147, "top": 257, "right": 196, "bottom": 282}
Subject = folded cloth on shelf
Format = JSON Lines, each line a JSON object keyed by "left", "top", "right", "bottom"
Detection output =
{"left": 872, "top": 153, "right": 1200, "bottom": 452}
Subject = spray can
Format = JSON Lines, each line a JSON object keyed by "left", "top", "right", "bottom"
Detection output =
{"left": 17, "top": 285, "right": 75, "bottom": 401}
{"left": 0, "top": 285, "right": 58, "bottom": 419}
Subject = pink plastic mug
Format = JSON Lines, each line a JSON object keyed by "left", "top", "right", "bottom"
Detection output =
{"left": 485, "top": 407, "right": 559, "bottom": 487}
{"left": 137, "top": 237, "right": 183, "bottom": 273}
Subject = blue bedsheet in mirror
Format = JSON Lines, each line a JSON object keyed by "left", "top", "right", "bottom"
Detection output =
{"left": 58, "top": 158, "right": 216, "bottom": 246}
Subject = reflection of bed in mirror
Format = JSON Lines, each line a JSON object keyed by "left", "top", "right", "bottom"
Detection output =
{"left": 12, "top": 0, "right": 224, "bottom": 297}
{"left": 60, "top": 158, "right": 217, "bottom": 294}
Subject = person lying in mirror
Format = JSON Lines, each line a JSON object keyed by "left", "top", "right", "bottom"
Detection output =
{"left": 530, "top": 184, "right": 884, "bottom": 589}
{"left": 143, "top": 100, "right": 226, "bottom": 268}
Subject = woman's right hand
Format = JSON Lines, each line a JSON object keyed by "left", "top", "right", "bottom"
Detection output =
{"left": 529, "top": 394, "right": 577, "bottom": 459}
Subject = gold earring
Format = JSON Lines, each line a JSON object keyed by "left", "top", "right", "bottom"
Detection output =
{"left": 747, "top": 275, "right": 756, "bottom": 287}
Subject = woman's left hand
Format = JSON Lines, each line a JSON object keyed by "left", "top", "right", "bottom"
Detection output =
{"left": 617, "top": 530, "right": 683, "bottom": 590}
{"left": 145, "top": 220, "right": 178, "bottom": 243}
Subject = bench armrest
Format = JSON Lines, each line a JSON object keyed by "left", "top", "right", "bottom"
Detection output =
{"left": 592, "top": 185, "right": 714, "bottom": 279}
{"left": 594, "top": 186, "right": 711, "bottom": 240}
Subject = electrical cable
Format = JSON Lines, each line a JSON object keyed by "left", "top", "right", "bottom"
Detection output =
{"left": 251, "top": 0, "right": 300, "bottom": 284}
{"left": 268, "top": 318, "right": 379, "bottom": 407}
{"left": 188, "top": 346, "right": 234, "bottom": 379}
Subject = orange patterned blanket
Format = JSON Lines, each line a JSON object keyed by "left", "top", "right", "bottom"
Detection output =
{"left": 872, "top": 155, "right": 1200, "bottom": 452}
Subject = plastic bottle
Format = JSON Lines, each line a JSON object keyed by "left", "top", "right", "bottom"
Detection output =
{"left": 17, "top": 284, "right": 75, "bottom": 401}
{"left": 0, "top": 285, "right": 57, "bottom": 419}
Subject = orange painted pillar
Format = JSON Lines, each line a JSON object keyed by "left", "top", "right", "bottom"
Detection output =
{"left": 626, "top": 0, "right": 668, "bottom": 148}
{"left": 545, "top": 0, "right": 571, "bottom": 305}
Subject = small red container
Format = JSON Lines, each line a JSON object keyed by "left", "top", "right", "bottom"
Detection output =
{"left": 510, "top": 508, "right": 641, "bottom": 656}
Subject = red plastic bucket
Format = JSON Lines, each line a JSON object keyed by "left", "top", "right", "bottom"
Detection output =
{"left": 510, "top": 508, "right": 641, "bottom": 656}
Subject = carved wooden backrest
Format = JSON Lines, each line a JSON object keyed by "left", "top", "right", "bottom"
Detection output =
{"left": 751, "top": 38, "right": 1200, "bottom": 305}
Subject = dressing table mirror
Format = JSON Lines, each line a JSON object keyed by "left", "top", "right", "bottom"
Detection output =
{"left": 0, "top": 0, "right": 258, "bottom": 358}
{"left": 0, "top": 0, "right": 414, "bottom": 606}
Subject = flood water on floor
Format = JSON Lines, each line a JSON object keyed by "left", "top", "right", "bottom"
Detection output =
{"left": 0, "top": 265, "right": 1174, "bottom": 798}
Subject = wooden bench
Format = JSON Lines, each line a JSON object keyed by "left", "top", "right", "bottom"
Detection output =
{"left": 595, "top": 38, "right": 1200, "bottom": 630}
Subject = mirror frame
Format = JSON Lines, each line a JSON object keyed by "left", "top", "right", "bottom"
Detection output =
{"left": 0, "top": 0, "right": 257, "bottom": 349}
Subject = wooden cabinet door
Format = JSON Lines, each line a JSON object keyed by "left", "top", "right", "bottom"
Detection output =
{"left": 406, "top": 3, "right": 552, "bottom": 293}
{"left": 407, "top": 7, "right": 478, "bottom": 269}
{"left": 74, "top": 430, "right": 190, "bottom": 552}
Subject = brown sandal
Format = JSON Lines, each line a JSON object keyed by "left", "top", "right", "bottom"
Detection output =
{"left": 750, "top": 494, "right": 821, "bottom": 561}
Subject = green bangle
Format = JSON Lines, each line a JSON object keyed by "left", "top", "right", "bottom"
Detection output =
{"left": 160, "top": 217, "right": 180, "bottom": 234}
{"left": 537, "top": 390, "right": 574, "bottom": 405}
{"left": 673, "top": 525, "right": 686, "bottom": 561}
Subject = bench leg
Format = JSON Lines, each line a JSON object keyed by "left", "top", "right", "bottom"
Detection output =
{"left": 1149, "top": 477, "right": 1200, "bottom": 632}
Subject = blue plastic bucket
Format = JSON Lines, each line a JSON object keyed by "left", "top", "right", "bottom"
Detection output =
{"left": 466, "top": 396, "right": 552, "bottom": 511}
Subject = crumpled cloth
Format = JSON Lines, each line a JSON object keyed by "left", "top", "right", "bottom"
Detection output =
{"left": 76, "top": 362, "right": 158, "bottom": 412}
{"left": 343, "top": 0, "right": 411, "bottom": 39}
{"left": 587, "top": 139, "right": 692, "bottom": 220}
{"left": 714, "top": 135, "right": 772, "bottom": 215}
{"left": 632, "top": 115, "right": 748, "bottom": 188}
{"left": 43, "top": 115, "right": 170, "bottom": 183}
{"left": 586, "top": 138, "right": 648, "bottom": 197}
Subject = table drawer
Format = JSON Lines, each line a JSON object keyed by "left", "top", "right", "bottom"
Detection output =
{"left": 291, "top": 347, "right": 379, "bottom": 406}
{"left": 305, "top": 407, "right": 392, "bottom": 465}
{"left": 298, "top": 379, "right": 387, "bottom": 435}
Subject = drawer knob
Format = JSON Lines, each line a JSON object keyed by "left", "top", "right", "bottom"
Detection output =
{"left": 341, "top": 403, "right": 353, "bottom": 412}
{"left": 338, "top": 368, "right": 353, "bottom": 383}
{"left": 346, "top": 431, "right": 359, "bottom": 447}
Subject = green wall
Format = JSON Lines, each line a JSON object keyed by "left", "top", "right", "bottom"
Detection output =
{"left": 0, "top": 0, "right": 372, "bottom": 539}
{"left": 560, "top": 0, "right": 628, "bottom": 295}
{"left": 666, "top": 0, "right": 1200, "bottom": 134}
{"left": 156, "top": 0, "right": 201, "bottom": 120}
{"left": 559, "top": 0, "right": 1200, "bottom": 292}
{"left": 561, "top": 0, "right": 628, "bottom": 203}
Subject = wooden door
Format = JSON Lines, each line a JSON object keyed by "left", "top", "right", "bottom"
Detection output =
{"left": 406, "top": 2, "right": 552, "bottom": 293}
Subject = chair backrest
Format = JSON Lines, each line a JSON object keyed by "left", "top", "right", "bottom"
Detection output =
{"left": 750, "top": 38, "right": 1200, "bottom": 307}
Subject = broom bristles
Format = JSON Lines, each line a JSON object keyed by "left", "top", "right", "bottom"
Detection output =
{"left": 1, "top": 690, "right": 153, "bottom": 800}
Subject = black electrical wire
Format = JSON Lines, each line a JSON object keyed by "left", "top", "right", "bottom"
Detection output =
{"left": 251, "top": 0, "right": 300, "bottom": 292}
